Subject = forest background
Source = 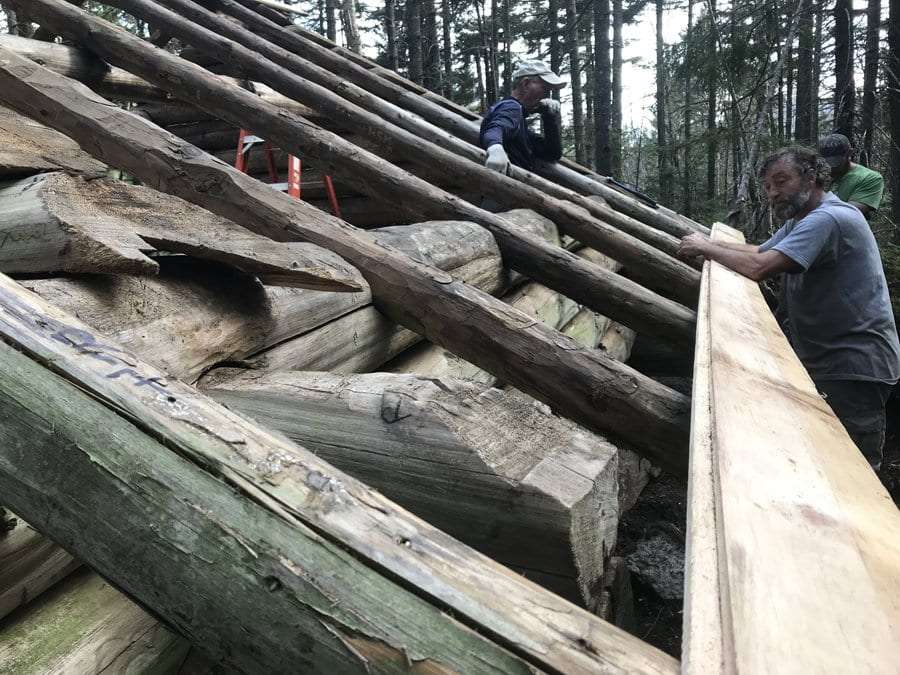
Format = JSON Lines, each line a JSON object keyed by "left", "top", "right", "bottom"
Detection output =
{"left": 1, "top": 0, "right": 898, "bottom": 315}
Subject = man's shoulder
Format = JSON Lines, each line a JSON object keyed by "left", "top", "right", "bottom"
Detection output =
{"left": 849, "top": 163, "right": 883, "bottom": 181}
{"left": 488, "top": 98, "right": 523, "bottom": 115}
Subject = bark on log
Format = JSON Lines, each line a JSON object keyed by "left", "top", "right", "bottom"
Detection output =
{"left": 0, "top": 569, "right": 190, "bottom": 674}
{"left": 206, "top": 371, "right": 619, "bottom": 609}
{"left": 0, "top": 270, "right": 679, "bottom": 674}
{"left": 0, "top": 172, "right": 361, "bottom": 290}
{"left": 0, "top": 104, "right": 105, "bottom": 178}
{"left": 0, "top": 39, "right": 691, "bottom": 470}
{"left": 216, "top": 0, "right": 708, "bottom": 240}
{"left": 0, "top": 518, "right": 78, "bottom": 621}
{"left": 110, "top": 0, "right": 698, "bottom": 302}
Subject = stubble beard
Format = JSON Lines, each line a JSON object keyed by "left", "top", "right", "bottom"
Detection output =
{"left": 773, "top": 189, "right": 812, "bottom": 221}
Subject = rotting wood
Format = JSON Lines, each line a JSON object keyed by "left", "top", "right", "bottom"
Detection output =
{"left": 0, "top": 569, "right": 190, "bottom": 675}
{"left": 683, "top": 222, "right": 900, "bottom": 674}
{"left": 0, "top": 104, "right": 105, "bottom": 178}
{"left": 217, "top": 0, "right": 708, "bottom": 239}
{"left": 110, "top": 0, "right": 697, "bottom": 300}
{"left": 0, "top": 270, "right": 679, "bottom": 675}
{"left": 0, "top": 518, "right": 78, "bottom": 621}
{"left": 0, "top": 42, "right": 691, "bottom": 469}
{"left": 0, "top": 172, "right": 361, "bottom": 290}
{"left": 207, "top": 370, "right": 619, "bottom": 608}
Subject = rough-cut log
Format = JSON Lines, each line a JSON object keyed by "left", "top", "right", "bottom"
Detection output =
{"left": 0, "top": 104, "right": 105, "bottom": 177}
{"left": 0, "top": 518, "right": 78, "bottom": 620}
{"left": 0, "top": 569, "right": 190, "bottom": 674}
{"left": 208, "top": 371, "right": 619, "bottom": 610}
{"left": 0, "top": 41, "right": 691, "bottom": 470}
{"left": 0, "top": 172, "right": 360, "bottom": 290}
{"left": 111, "top": 0, "right": 698, "bottom": 303}
{"left": 0, "top": 271, "right": 679, "bottom": 674}
{"left": 218, "top": 0, "right": 708, "bottom": 240}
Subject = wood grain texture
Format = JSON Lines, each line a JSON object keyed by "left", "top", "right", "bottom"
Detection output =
{"left": 683, "top": 222, "right": 900, "bottom": 674}
{"left": 0, "top": 271, "right": 678, "bottom": 675}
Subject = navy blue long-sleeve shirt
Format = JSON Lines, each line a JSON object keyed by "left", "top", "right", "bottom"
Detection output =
{"left": 479, "top": 98, "right": 562, "bottom": 172}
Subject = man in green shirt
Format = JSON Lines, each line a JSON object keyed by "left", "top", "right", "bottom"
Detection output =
{"left": 818, "top": 133, "right": 884, "bottom": 219}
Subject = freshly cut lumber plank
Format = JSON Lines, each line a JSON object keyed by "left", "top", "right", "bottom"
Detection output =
{"left": 683, "top": 222, "right": 900, "bottom": 674}
{"left": 0, "top": 41, "right": 691, "bottom": 470}
{"left": 207, "top": 371, "right": 619, "bottom": 608}
{"left": 0, "top": 172, "right": 361, "bottom": 290}
{"left": 0, "top": 520, "right": 78, "bottom": 621}
{"left": 0, "top": 104, "right": 105, "bottom": 178}
{"left": 0, "top": 270, "right": 679, "bottom": 674}
{"left": 0, "top": 569, "right": 189, "bottom": 675}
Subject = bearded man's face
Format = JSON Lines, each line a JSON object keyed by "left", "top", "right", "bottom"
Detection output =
{"left": 762, "top": 159, "right": 814, "bottom": 221}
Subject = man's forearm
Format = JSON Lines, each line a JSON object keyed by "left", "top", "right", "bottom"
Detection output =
{"left": 715, "top": 240, "right": 761, "bottom": 253}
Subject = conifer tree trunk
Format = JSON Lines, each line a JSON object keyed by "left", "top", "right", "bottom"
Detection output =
{"left": 341, "top": 0, "right": 360, "bottom": 53}
{"left": 833, "top": 0, "right": 855, "bottom": 137}
{"left": 812, "top": 0, "right": 822, "bottom": 136}
{"left": 385, "top": 0, "right": 399, "bottom": 70}
{"left": 567, "top": 0, "right": 585, "bottom": 163}
{"left": 489, "top": 0, "right": 499, "bottom": 98}
{"left": 705, "top": 8, "right": 718, "bottom": 202}
{"left": 325, "top": 0, "right": 337, "bottom": 41}
{"left": 594, "top": 0, "right": 611, "bottom": 174}
{"left": 441, "top": 0, "right": 452, "bottom": 98}
{"left": 785, "top": 44, "right": 794, "bottom": 140}
{"left": 888, "top": 0, "right": 900, "bottom": 231}
{"left": 407, "top": 0, "right": 424, "bottom": 84}
{"left": 794, "top": 0, "right": 814, "bottom": 144}
{"left": 656, "top": 0, "right": 672, "bottom": 204}
{"left": 474, "top": 42, "right": 487, "bottom": 110}
{"left": 549, "top": 0, "right": 562, "bottom": 101}
{"left": 502, "top": 0, "right": 511, "bottom": 94}
{"left": 582, "top": 15, "right": 595, "bottom": 164}
{"left": 682, "top": 0, "right": 693, "bottom": 217}
{"left": 860, "top": 0, "right": 881, "bottom": 166}
{"left": 611, "top": 0, "right": 623, "bottom": 176}
{"left": 422, "top": 0, "right": 440, "bottom": 90}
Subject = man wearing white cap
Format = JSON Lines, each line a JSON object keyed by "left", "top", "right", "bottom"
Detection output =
{"left": 479, "top": 60, "right": 566, "bottom": 175}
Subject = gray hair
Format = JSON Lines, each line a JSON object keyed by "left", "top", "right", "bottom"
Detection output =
{"left": 758, "top": 146, "right": 831, "bottom": 188}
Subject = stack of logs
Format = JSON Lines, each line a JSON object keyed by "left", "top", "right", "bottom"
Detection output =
{"left": 0, "top": 0, "right": 706, "bottom": 671}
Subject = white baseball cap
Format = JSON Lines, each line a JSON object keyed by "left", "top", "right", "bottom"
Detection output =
{"left": 512, "top": 60, "right": 566, "bottom": 89}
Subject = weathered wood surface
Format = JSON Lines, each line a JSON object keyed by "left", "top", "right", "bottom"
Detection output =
{"left": 0, "top": 271, "right": 679, "bottom": 674}
{"left": 23, "top": 219, "right": 499, "bottom": 384}
{"left": 0, "top": 39, "right": 691, "bottom": 469}
{"left": 0, "top": 569, "right": 189, "bottom": 675}
{"left": 113, "top": 0, "right": 698, "bottom": 304}
{"left": 0, "top": 519, "right": 78, "bottom": 621}
{"left": 0, "top": 104, "right": 105, "bottom": 178}
{"left": 0, "top": 171, "right": 361, "bottom": 290}
{"left": 683, "top": 223, "right": 900, "bottom": 674}
{"left": 220, "top": 0, "right": 708, "bottom": 240}
{"left": 207, "top": 371, "right": 619, "bottom": 608}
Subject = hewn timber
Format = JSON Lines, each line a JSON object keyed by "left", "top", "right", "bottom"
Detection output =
{"left": 683, "top": 223, "right": 900, "bottom": 673}
{"left": 0, "top": 41, "right": 691, "bottom": 470}
{"left": 116, "top": 0, "right": 696, "bottom": 299}
{"left": 0, "top": 270, "right": 679, "bottom": 674}
{"left": 217, "top": 0, "right": 708, "bottom": 239}
{"left": 0, "top": 104, "right": 105, "bottom": 178}
{"left": 0, "top": 172, "right": 361, "bottom": 290}
{"left": 0, "top": 519, "right": 78, "bottom": 621}
{"left": 207, "top": 371, "right": 619, "bottom": 608}
{"left": 0, "top": 569, "right": 190, "bottom": 674}
{"left": 23, "top": 219, "right": 501, "bottom": 384}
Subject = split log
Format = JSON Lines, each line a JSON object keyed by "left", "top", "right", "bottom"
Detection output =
{"left": 0, "top": 518, "right": 78, "bottom": 620}
{"left": 0, "top": 39, "right": 691, "bottom": 470}
{"left": 0, "top": 104, "right": 105, "bottom": 178}
{"left": 0, "top": 270, "right": 679, "bottom": 674}
{"left": 0, "top": 172, "right": 361, "bottom": 290}
{"left": 0, "top": 569, "right": 190, "bottom": 674}
{"left": 113, "top": 0, "right": 698, "bottom": 303}
{"left": 218, "top": 0, "right": 707, "bottom": 241}
{"left": 207, "top": 371, "right": 619, "bottom": 610}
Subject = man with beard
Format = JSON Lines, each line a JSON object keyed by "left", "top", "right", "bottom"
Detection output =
{"left": 677, "top": 147, "right": 900, "bottom": 472}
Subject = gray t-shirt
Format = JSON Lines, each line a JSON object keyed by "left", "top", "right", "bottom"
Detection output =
{"left": 759, "top": 192, "right": 900, "bottom": 383}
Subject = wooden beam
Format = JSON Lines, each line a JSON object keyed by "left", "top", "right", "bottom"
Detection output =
{"left": 683, "top": 222, "right": 900, "bottom": 673}
{"left": 0, "top": 38, "right": 691, "bottom": 470}
{"left": 0, "top": 270, "right": 679, "bottom": 674}
{"left": 0, "top": 172, "right": 361, "bottom": 290}
{"left": 119, "top": 0, "right": 697, "bottom": 300}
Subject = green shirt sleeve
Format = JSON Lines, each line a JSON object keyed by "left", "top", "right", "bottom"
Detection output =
{"left": 844, "top": 169, "right": 884, "bottom": 210}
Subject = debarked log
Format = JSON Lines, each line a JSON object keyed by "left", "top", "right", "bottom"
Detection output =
{"left": 205, "top": 371, "right": 617, "bottom": 610}
{"left": 0, "top": 270, "right": 679, "bottom": 675}
{"left": 0, "top": 171, "right": 361, "bottom": 291}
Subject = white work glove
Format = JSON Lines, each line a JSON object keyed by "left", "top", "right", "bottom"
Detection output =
{"left": 536, "top": 98, "right": 561, "bottom": 117}
{"left": 484, "top": 144, "right": 510, "bottom": 174}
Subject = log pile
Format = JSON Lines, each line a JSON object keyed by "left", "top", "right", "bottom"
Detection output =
{"left": 0, "top": 1, "right": 705, "bottom": 671}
